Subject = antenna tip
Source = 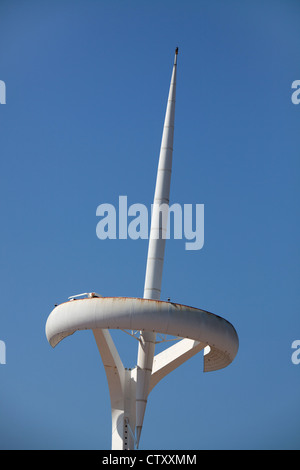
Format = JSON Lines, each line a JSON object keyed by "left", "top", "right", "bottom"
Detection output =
{"left": 175, "top": 47, "right": 179, "bottom": 55}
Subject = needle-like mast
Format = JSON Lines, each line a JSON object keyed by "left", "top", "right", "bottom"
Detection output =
{"left": 136, "top": 48, "right": 178, "bottom": 447}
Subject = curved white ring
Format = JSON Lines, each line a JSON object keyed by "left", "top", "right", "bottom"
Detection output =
{"left": 45, "top": 297, "right": 239, "bottom": 372}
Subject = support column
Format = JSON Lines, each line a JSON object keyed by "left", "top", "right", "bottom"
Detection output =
{"left": 93, "top": 329, "right": 136, "bottom": 450}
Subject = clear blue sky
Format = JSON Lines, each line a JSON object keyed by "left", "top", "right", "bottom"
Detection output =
{"left": 0, "top": 0, "right": 299, "bottom": 450}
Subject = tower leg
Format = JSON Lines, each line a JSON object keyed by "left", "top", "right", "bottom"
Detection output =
{"left": 93, "top": 329, "right": 136, "bottom": 450}
{"left": 111, "top": 369, "right": 136, "bottom": 450}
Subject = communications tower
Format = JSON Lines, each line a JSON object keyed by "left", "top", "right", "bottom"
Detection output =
{"left": 46, "top": 49, "right": 239, "bottom": 450}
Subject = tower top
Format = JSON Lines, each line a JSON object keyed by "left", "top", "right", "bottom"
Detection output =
{"left": 174, "top": 47, "right": 179, "bottom": 65}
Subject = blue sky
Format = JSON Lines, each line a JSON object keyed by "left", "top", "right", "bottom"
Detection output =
{"left": 0, "top": 0, "right": 300, "bottom": 449}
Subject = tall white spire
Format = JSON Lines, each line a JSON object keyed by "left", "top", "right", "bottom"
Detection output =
{"left": 136, "top": 48, "right": 179, "bottom": 447}
{"left": 143, "top": 47, "right": 178, "bottom": 300}
{"left": 45, "top": 46, "right": 239, "bottom": 451}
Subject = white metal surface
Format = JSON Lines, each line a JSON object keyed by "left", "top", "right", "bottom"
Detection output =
{"left": 143, "top": 48, "right": 178, "bottom": 301}
{"left": 46, "top": 297, "right": 239, "bottom": 371}
{"left": 92, "top": 328, "right": 136, "bottom": 450}
{"left": 45, "top": 48, "right": 239, "bottom": 450}
{"left": 136, "top": 48, "right": 178, "bottom": 446}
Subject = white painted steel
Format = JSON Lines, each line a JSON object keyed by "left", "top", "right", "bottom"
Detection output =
{"left": 149, "top": 339, "right": 205, "bottom": 392}
{"left": 45, "top": 48, "right": 239, "bottom": 450}
{"left": 91, "top": 327, "right": 137, "bottom": 450}
{"left": 143, "top": 49, "right": 177, "bottom": 301}
{"left": 135, "top": 48, "right": 178, "bottom": 447}
{"left": 46, "top": 296, "right": 239, "bottom": 372}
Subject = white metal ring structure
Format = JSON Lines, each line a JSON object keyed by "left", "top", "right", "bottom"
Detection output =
{"left": 46, "top": 297, "right": 238, "bottom": 373}
{"left": 45, "top": 49, "right": 239, "bottom": 450}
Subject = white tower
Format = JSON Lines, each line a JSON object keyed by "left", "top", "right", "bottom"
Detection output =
{"left": 46, "top": 49, "right": 239, "bottom": 450}
{"left": 136, "top": 47, "right": 178, "bottom": 447}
